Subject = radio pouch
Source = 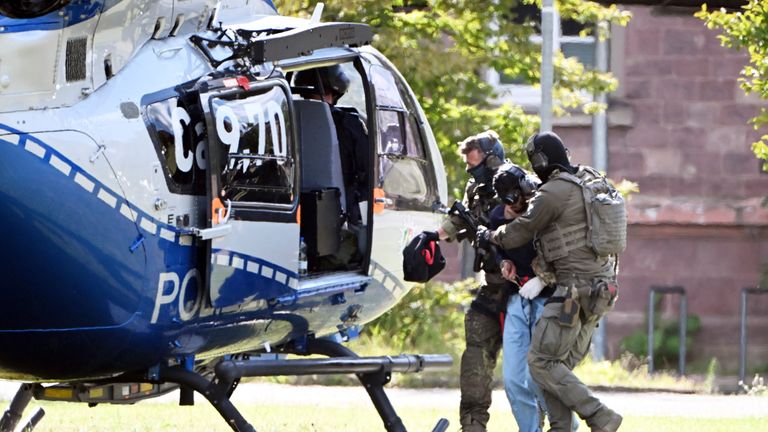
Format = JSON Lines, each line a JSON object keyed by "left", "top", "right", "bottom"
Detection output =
{"left": 558, "top": 297, "right": 580, "bottom": 328}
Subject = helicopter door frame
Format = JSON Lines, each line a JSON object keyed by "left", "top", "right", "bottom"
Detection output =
{"left": 198, "top": 77, "right": 300, "bottom": 309}
{"left": 353, "top": 57, "right": 376, "bottom": 274}
{"left": 284, "top": 53, "right": 376, "bottom": 276}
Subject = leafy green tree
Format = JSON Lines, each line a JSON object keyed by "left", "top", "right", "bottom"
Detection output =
{"left": 697, "top": 1, "right": 768, "bottom": 172}
{"left": 276, "top": 1, "right": 630, "bottom": 196}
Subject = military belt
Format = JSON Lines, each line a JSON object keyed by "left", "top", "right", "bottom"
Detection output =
{"left": 544, "top": 287, "right": 592, "bottom": 306}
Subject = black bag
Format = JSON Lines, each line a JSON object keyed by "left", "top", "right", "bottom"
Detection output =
{"left": 403, "top": 231, "right": 446, "bottom": 282}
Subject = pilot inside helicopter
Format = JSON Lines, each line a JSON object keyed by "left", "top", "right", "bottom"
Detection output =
{"left": 293, "top": 65, "right": 369, "bottom": 225}
{"left": 293, "top": 65, "right": 370, "bottom": 270}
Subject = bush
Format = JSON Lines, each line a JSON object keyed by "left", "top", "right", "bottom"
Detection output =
{"left": 619, "top": 295, "right": 701, "bottom": 371}
{"left": 355, "top": 279, "right": 478, "bottom": 387}
{"left": 361, "top": 279, "right": 475, "bottom": 354}
{"left": 266, "top": 279, "right": 480, "bottom": 388}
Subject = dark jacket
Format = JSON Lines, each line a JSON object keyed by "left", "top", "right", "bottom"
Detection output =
{"left": 331, "top": 107, "right": 369, "bottom": 224}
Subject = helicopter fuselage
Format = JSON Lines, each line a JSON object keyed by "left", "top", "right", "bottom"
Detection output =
{"left": 0, "top": 0, "right": 447, "bottom": 382}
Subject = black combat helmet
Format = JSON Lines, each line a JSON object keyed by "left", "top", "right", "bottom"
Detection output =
{"left": 525, "top": 131, "right": 575, "bottom": 182}
{"left": 293, "top": 65, "right": 350, "bottom": 103}
{"left": 493, "top": 163, "right": 540, "bottom": 206}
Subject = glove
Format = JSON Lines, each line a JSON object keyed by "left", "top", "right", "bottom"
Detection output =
{"left": 474, "top": 226, "right": 493, "bottom": 253}
{"left": 421, "top": 230, "right": 440, "bottom": 242}
{"left": 519, "top": 277, "right": 545, "bottom": 300}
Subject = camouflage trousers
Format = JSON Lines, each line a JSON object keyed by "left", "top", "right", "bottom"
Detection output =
{"left": 527, "top": 282, "right": 619, "bottom": 432}
{"left": 459, "top": 285, "right": 507, "bottom": 432}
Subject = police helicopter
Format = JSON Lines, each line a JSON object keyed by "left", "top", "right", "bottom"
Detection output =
{"left": 0, "top": 1, "right": 452, "bottom": 431}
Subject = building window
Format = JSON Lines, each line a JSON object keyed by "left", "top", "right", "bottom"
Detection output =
{"left": 489, "top": 5, "right": 597, "bottom": 109}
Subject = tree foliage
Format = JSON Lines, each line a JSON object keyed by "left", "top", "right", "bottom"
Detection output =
{"left": 697, "top": 1, "right": 768, "bottom": 172}
{"left": 276, "top": 1, "right": 630, "bottom": 197}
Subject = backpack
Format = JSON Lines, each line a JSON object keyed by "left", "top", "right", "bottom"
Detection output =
{"left": 558, "top": 167, "right": 627, "bottom": 257}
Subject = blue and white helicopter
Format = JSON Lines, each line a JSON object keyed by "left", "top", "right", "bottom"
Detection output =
{"left": 0, "top": 1, "right": 452, "bottom": 431}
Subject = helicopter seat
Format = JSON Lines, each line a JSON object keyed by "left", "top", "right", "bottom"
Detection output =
{"left": 294, "top": 99, "right": 344, "bottom": 258}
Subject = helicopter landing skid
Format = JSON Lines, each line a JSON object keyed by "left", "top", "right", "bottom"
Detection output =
{"left": 161, "top": 338, "right": 452, "bottom": 432}
{"left": 0, "top": 384, "right": 44, "bottom": 432}
{"left": 0, "top": 340, "right": 452, "bottom": 432}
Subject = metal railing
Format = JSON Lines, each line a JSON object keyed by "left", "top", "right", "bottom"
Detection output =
{"left": 739, "top": 286, "right": 767, "bottom": 385}
{"left": 648, "top": 286, "right": 687, "bottom": 375}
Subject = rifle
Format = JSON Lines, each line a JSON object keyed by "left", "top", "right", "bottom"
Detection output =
{"left": 449, "top": 201, "right": 500, "bottom": 273}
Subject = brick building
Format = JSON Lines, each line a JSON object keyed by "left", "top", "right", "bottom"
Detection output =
{"left": 440, "top": 2, "right": 768, "bottom": 374}
{"left": 570, "top": 3, "right": 768, "bottom": 374}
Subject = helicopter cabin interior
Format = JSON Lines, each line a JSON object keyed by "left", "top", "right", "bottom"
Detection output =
{"left": 289, "top": 61, "right": 372, "bottom": 277}
{"left": 165, "top": 49, "right": 438, "bottom": 291}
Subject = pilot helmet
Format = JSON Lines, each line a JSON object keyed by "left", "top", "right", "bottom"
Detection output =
{"left": 493, "top": 163, "right": 539, "bottom": 207}
{"left": 525, "top": 131, "right": 574, "bottom": 183}
{"left": 294, "top": 65, "right": 350, "bottom": 103}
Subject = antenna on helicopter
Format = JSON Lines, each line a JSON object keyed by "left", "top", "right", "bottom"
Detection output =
{"left": 310, "top": 2, "right": 324, "bottom": 24}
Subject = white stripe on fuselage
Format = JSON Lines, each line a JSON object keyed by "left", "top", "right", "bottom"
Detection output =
{"left": 74, "top": 172, "right": 95, "bottom": 192}
{"left": 49, "top": 154, "right": 72, "bottom": 176}
{"left": 24, "top": 141, "right": 46, "bottom": 158}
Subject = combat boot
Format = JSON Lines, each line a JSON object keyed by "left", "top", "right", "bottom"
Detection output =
{"left": 460, "top": 423, "right": 486, "bottom": 432}
{"left": 589, "top": 409, "right": 622, "bottom": 432}
{"left": 460, "top": 415, "right": 487, "bottom": 432}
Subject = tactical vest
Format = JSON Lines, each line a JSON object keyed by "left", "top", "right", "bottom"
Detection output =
{"left": 536, "top": 167, "right": 627, "bottom": 262}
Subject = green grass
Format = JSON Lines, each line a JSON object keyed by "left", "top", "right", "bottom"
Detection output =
{"left": 17, "top": 400, "right": 768, "bottom": 432}
{"left": 572, "top": 354, "right": 707, "bottom": 392}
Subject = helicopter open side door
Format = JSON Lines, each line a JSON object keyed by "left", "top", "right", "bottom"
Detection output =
{"left": 198, "top": 78, "right": 300, "bottom": 308}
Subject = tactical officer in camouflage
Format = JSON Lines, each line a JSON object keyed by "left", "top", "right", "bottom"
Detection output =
{"left": 478, "top": 132, "right": 623, "bottom": 432}
{"left": 435, "top": 130, "right": 508, "bottom": 432}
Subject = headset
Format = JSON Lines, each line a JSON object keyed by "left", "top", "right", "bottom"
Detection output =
{"left": 525, "top": 134, "right": 549, "bottom": 174}
{"left": 477, "top": 133, "right": 505, "bottom": 164}
{"left": 493, "top": 164, "right": 539, "bottom": 206}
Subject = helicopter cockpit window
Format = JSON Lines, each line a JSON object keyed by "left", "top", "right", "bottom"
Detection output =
{"left": 210, "top": 85, "right": 295, "bottom": 206}
{"left": 335, "top": 63, "right": 367, "bottom": 117}
{"left": 370, "top": 64, "right": 430, "bottom": 203}
{"left": 370, "top": 66, "right": 425, "bottom": 159}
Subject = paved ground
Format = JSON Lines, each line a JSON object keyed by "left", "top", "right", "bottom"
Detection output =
{"left": 4, "top": 381, "right": 762, "bottom": 419}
